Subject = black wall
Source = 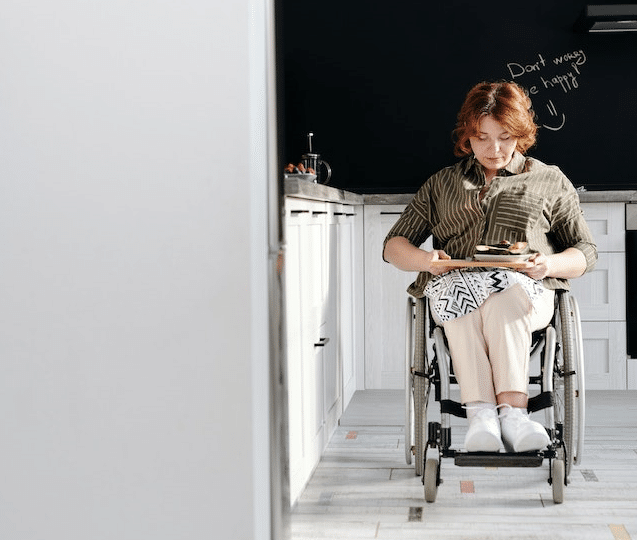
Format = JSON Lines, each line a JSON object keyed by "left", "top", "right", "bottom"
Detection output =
{"left": 281, "top": 0, "right": 637, "bottom": 193}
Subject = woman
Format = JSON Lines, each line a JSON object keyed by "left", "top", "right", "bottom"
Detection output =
{"left": 383, "top": 81, "right": 596, "bottom": 453}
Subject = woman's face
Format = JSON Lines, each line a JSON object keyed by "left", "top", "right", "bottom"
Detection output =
{"left": 469, "top": 115, "right": 518, "bottom": 177}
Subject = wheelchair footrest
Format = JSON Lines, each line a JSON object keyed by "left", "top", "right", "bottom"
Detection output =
{"left": 453, "top": 451, "right": 545, "bottom": 468}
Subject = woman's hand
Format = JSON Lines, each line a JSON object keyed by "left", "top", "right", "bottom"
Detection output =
{"left": 521, "top": 248, "right": 586, "bottom": 281}
{"left": 424, "top": 249, "right": 454, "bottom": 275}
{"left": 384, "top": 237, "right": 454, "bottom": 275}
{"left": 523, "top": 253, "right": 552, "bottom": 280}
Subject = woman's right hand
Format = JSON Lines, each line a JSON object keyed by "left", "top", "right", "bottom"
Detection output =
{"left": 423, "top": 249, "right": 454, "bottom": 275}
{"left": 384, "top": 237, "right": 454, "bottom": 275}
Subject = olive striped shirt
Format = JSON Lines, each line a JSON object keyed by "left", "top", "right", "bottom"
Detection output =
{"left": 383, "top": 151, "right": 598, "bottom": 298}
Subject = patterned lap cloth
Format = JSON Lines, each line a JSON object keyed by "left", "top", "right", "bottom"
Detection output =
{"left": 424, "top": 269, "right": 545, "bottom": 323}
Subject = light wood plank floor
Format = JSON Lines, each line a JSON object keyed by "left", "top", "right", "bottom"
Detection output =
{"left": 291, "top": 390, "right": 637, "bottom": 540}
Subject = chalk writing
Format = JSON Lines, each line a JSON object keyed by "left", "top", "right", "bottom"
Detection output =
{"left": 553, "top": 50, "right": 587, "bottom": 65}
{"left": 507, "top": 54, "right": 547, "bottom": 79}
{"left": 542, "top": 100, "right": 566, "bottom": 131}
{"left": 503, "top": 49, "right": 588, "bottom": 131}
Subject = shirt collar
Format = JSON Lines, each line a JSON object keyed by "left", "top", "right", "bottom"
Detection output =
{"left": 462, "top": 151, "right": 527, "bottom": 176}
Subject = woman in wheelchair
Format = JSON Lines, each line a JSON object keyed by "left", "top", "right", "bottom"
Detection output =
{"left": 383, "top": 81, "right": 597, "bottom": 454}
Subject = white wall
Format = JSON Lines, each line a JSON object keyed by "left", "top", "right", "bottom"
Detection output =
{"left": 0, "top": 1, "right": 272, "bottom": 539}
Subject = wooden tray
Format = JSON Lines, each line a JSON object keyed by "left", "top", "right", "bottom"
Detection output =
{"left": 430, "top": 259, "right": 534, "bottom": 269}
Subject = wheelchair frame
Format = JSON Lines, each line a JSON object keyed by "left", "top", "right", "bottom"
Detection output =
{"left": 404, "top": 289, "right": 585, "bottom": 504}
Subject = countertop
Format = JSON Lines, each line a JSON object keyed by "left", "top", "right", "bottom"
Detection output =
{"left": 285, "top": 178, "right": 637, "bottom": 205}
{"left": 284, "top": 178, "right": 364, "bottom": 205}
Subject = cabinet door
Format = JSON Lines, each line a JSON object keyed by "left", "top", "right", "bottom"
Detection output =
{"left": 322, "top": 208, "right": 340, "bottom": 436}
{"left": 580, "top": 202, "right": 625, "bottom": 252}
{"left": 294, "top": 201, "right": 326, "bottom": 450}
{"left": 284, "top": 206, "right": 305, "bottom": 501}
{"left": 336, "top": 206, "right": 362, "bottom": 408}
{"left": 364, "top": 205, "right": 419, "bottom": 389}
{"left": 285, "top": 199, "right": 327, "bottom": 502}
{"left": 568, "top": 252, "right": 626, "bottom": 322}
{"left": 581, "top": 321, "right": 627, "bottom": 390}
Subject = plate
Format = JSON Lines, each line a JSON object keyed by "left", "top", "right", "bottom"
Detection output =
{"left": 285, "top": 173, "right": 317, "bottom": 183}
{"left": 473, "top": 253, "right": 532, "bottom": 262}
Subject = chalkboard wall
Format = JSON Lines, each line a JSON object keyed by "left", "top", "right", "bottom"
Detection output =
{"left": 281, "top": 0, "right": 637, "bottom": 193}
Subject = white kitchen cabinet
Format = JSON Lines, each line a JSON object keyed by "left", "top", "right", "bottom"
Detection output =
{"left": 284, "top": 196, "right": 363, "bottom": 504}
{"left": 569, "top": 252, "right": 625, "bottom": 321}
{"left": 336, "top": 205, "right": 364, "bottom": 407}
{"left": 579, "top": 201, "right": 625, "bottom": 252}
{"left": 284, "top": 199, "right": 322, "bottom": 504}
{"left": 569, "top": 202, "right": 628, "bottom": 389}
{"left": 579, "top": 321, "right": 627, "bottom": 390}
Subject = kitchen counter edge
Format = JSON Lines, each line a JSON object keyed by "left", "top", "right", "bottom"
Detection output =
{"left": 284, "top": 178, "right": 364, "bottom": 205}
{"left": 285, "top": 180, "right": 637, "bottom": 205}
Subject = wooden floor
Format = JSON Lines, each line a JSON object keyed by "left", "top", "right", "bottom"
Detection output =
{"left": 290, "top": 390, "right": 637, "bottom": 540}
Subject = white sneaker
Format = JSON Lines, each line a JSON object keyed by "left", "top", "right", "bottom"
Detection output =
{"left": 499, "top": 405, "right": 550, "bottom": 452}
{"left": 464, "top": 407, "right": 502, "bottom": 452}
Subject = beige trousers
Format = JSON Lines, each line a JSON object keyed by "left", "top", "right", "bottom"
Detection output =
{"left": 433, "top": 283, "right": 555, "bottom": 404}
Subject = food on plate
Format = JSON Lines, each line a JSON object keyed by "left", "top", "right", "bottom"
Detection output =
{"left": 475, "top": 241, "right": 528, "bottom": 255}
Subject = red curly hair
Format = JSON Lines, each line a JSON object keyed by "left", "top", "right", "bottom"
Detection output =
{"left": 453, "top": 81, "right": 538, "bottom": 157}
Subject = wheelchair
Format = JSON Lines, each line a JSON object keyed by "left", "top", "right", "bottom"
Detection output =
{"left": 404, "top": 289, "right": 585, "bottom": 504}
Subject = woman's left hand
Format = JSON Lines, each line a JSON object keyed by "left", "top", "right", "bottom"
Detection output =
{"left": 523, "top": 252, "right": 552, "bottom": 280}
{"left": 520, "top": 248, "right": 587, "bottom": 281}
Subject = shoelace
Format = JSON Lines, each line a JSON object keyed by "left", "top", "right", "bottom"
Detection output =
{"left": 463, "top": 404, "right": 530, "bottom": 425}
{"left": 497, "top": 404, "right": 533, "bottom": 434}
{"left": 463, "top": 404, "right": 496, "bottom": 418}
{"left": 496, "top": 403, "right": 525, "bottom": 418}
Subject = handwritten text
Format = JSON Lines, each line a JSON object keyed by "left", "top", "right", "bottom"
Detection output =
{"left": 503, "top": 49, "right": 588, "bottom": 131}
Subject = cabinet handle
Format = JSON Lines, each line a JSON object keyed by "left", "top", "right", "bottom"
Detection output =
{"left": 314, "top": 337, "right": 330, "bottom": 347}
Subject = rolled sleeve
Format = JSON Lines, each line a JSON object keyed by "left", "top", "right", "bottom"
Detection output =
{"left": 382, "top": 181, "right": 432, "bottom": 262}
{"left": 549, "top": 177, "right": 598, "bottom": 274}
{"left": 573, "top": 239, "right": 598, "bottom": 274}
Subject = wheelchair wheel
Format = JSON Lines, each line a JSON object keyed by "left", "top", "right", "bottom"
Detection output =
{"left": 405, "top": 298, "right": 414, "bottom": 466}
{"left": 552, "top": 448, "right": 566, "bottom": 504}
{"left": 554, "top": 291, "right": 584, "bottom": 478}
{"left": 569, "top": 294, "right": 586, "bottom": 467}
{"left": 413, "top": 298, "right": 431, "bottom": 476}
{"left": 424, "top": 457, "right": 439, "bottom": 503}
{"left": 404, "top": 297, "right": 430, "bottom": 475}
